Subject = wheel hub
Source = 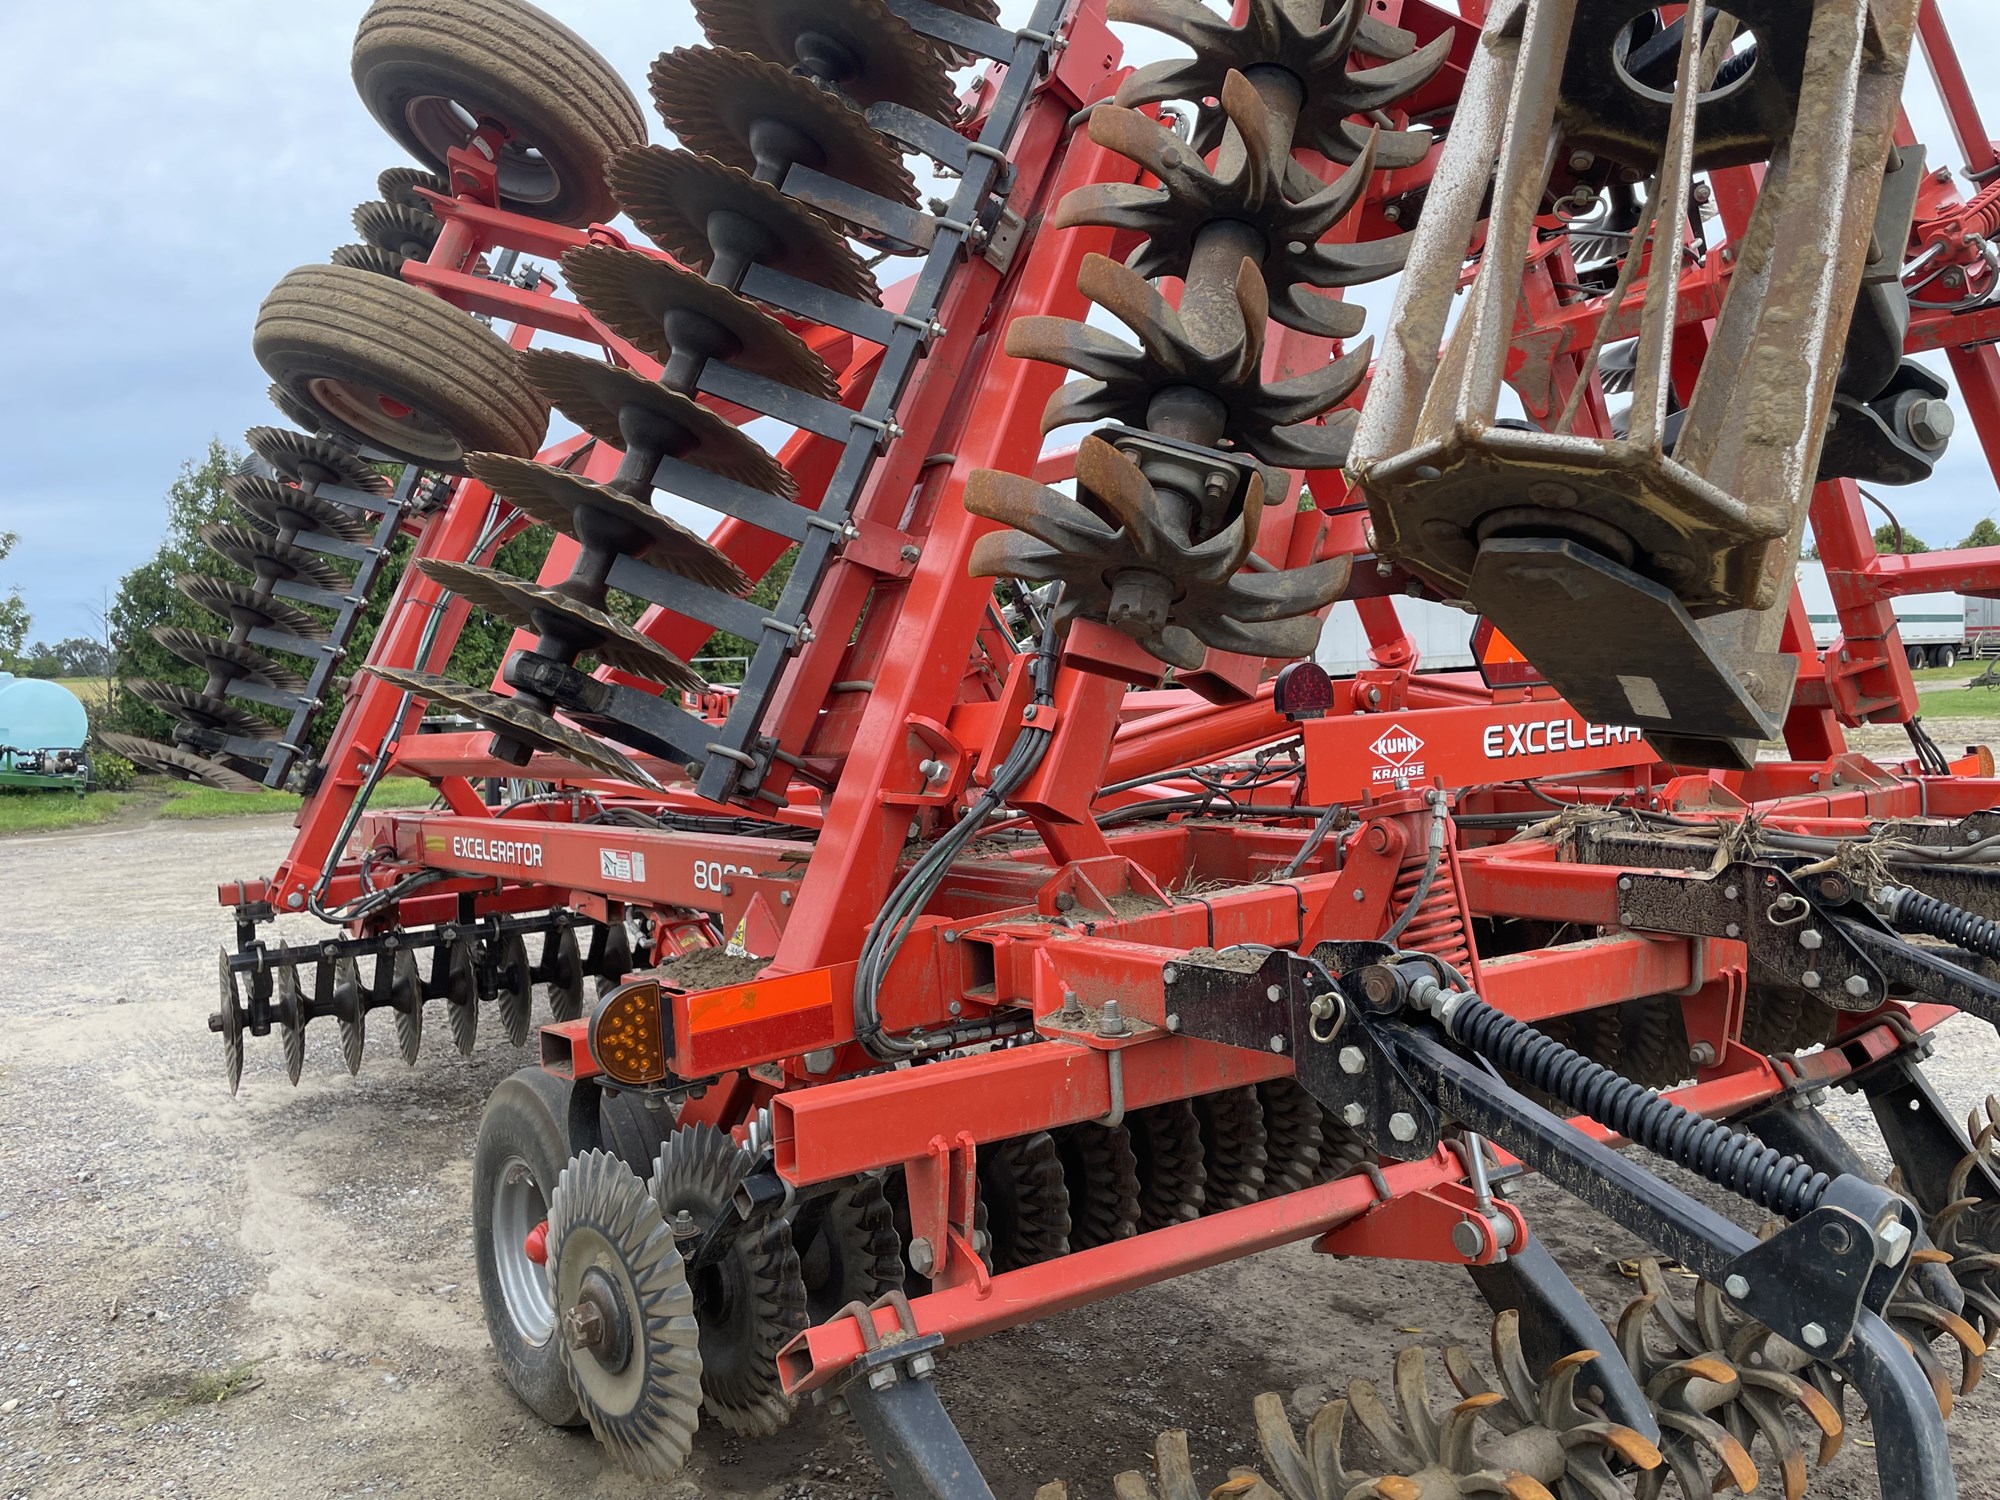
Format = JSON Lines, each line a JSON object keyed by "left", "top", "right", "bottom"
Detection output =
{"left": 566, "top": 1267, "right": 634, "bottom": 1374}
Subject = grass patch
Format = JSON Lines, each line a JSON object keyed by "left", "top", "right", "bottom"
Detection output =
{"left": 0, "top": 790, "right": 141, "bottom": 835}
{"left": 1906, "top": 687, "right": 2000, "bottom": 719}
{"left": 157, "top": 775, "right": 439, "bottom": 822}
{"left": 175, "top": 1360, "right": 264, "bottom": 1408}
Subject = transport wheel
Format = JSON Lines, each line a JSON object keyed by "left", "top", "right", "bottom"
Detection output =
{"left": 1934, "top": 644, "right": 1960, "bottom": 669}
{"left": 597, "top": 1088, "right": 674, "bottom": 1172}
{"left": 546, "top": 1150, "right": 703, "bottom": 1476}
{"left": 253, "top": 263, "right": 548, "bottom": 469}
{"left": 473, "top": 1067, "right": 587, "bottom": 1427}
{"left": 652, "top": 1124, "right": 805, "bottom": 1436}
{"left": 794, "top": 1176, "right": 905, "bottom": 1324}
{"left": 351, "top": 0, "right": 646, "bottom": 227}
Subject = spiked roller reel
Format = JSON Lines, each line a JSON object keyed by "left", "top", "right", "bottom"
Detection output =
{"left": 648, "top": 47, "right": 919, "bottom": 210}
{"left": 511, "top": 351, "right": 796, "bottom": 506}
{"left": 419, "top": 560, "right": 702, "bottom": 692}
{"left": 1109, "top": 0, "right": 1450, "bottom": 171}
{"left": 226, "top": 473, "right": 375, "bottom": 544}
{"left": 1036, "top": 1311, "right": 1662, "bottom": 1499}
{"left": 609, "top": 146, "right": 880, "bottom": 305}
{"left": 466, "top": 449, "right": 754, "bottom": 595}
{"left": 1191, "top": 1085, "right": 1269, "bottom": 1213}
{"left": 968, "top": 434, "right": 1348, "bottom": 669}
{"left": 1932, "top": 1099, "right": 2000, "bottom": 1346}
{"left": 1055, "top": 1122, "right": 1142, "bottom": 1250}
{"left": 560, "top": 244, "right": 837, "bottom": 400}
{"left": 546, "top": 1151, "right": 704, "bottom": 1478}
{"left": 200, "top": 523, "right": 353, "bottom": 595}
{"left": 331, "top": 242, "right": 410, "bottom": 279}
{"left": 366, "top": 665, "right": 663, "bottom": 789}
{"left": 1060, "top": 74, "right": 1409, "bottom": 341}
{"left": 267, "top": 382, "right": 328, "bottom": 436}
{"left": 652, "top": 1123, "right": 806, "bottom": 1436}
{"left": 689, "top": 0, "right": 959, "bottom": 119}
{"left": 1129, "top": 1099, "right": 1209, "bottom": 1230}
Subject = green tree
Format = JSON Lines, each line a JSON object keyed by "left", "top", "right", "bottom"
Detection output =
{"left": 702, "top": 546, "right": 797, "bottom": 680}
{"left": 0, "top": 532, "right": 29, "bottom": 669}
{"left": 1960, "top": 517, "right": 2000, "bottom": 549}
{"left": 1872, "top": 522, "right": 1930, "bottom": 555}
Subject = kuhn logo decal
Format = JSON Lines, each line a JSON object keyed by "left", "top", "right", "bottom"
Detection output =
{"left": 1368, "top": 724, "right": 1426, "bottom": 784}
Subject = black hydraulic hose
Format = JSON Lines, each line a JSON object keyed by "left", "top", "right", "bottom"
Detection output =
{"left": 1436, "top": 991, "right": 1831, "bottom": 1218}
{"left": 1879, "top": 883, "right": 2000, "bottom": 962}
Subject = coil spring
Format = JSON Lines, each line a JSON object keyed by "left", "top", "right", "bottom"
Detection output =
{"left": 1391, "top": 848, "right": 1473, "bottom": 972}
{"left": 1887, "top": 885, "right": 2000, "bottom": 963}
{"left": 1444, "top": 995, "right": 1830, "bottom": 1219}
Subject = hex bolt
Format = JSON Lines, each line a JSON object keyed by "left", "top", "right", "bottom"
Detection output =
{"left": 1352, "top": 889, "right": 1366, "bottom": 902}
{"left": 671, "top": 1209, "right": 700, "bottom": 1241}
{"left": 1725, "top": 922, "right": 1741, "bottom": 938}
{"left": 1618, "top": 876, "right": 1634, "bottom": 891}
{"left": 1389, "top": 1112, "right": 1419, "bottom": 1143}
{"left": 1268, "top": 1035, "right": 1287, "bottom": 1054}
{"left": 1724, "top": 885, "right": 1740, "bottom": 901}
{"left": 1909, "top": 398, "right": 1956, "bottom": 450}
{"left": 1724, "top": 1274, "right": 1751, "bottom": 1300}
{"left": 1845, "top": 975, "right": 1870, "bottom": 998}
{"left": 1801, "top": 1322, "right": 1829, "bottom": 1349}
{"left": 1689, "top": 1041, "right": 1718, "bottom": 1067}
{"left": 1162, "top": 964, "right": 1179, "bottom": 985}
{"left": 907, "top": 1237, "right": 935, "bottom": 1276}
{"left": 1165, "top": 1013, "right": 1181, "bottom": 1032}
{"left": 564, "top": 1301, "right": 605, "bottom": 1351}
{"left": 907, "top": 1353, "right": 937, "bottom": 1380}
{"left": 1098, "top": 1000, "right": 1128, "bottom": 1037}
{"left": 1057, "top": 988, "right": 1083, "bottom": 1021}
{"left": 1338, "top": 1046, "right": 1366, "bottom": 1075}
{"left": 1879, "top": 1219, "right": 1913, "bottom": 1267}
{"left": 1801, "top": 971, "right": 1822, "bottom": 989}
{"left": 1341, "top": 1103, "right": 1367, "bottom": 1128}
{"left": 1266, "top": 984, "right": 1283, "bottom": 1003}
{"left": 868, "top": 1366, "right": 898, "bottom": 1391}
{"left": 1798, "top": 930, "right": 1823, "bottom": 950}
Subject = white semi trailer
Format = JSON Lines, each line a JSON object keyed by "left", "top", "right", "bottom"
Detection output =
{"left": 1797, "top": 561, "right": 1970, "bottom": 668}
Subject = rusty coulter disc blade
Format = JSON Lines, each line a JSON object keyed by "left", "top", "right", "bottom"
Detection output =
{"left": 608, "top": 146, "right": 879, "bottom": 305}
{"left": 420, "top": 558, "right": 704, "bottom": 692}
{"left": 690, "top": 0, "right": 958, "bottom": 118}
{"left": 649, "top": 46, "right": 917, "bottom": 207}
{"left": 466, "top": 449, "right": 753, "bottom": 596}
{"left": 561, "top": 244, "right": 837, "bottom": 399}
{"left": 514, "top": 349, "right": 795, "bottom": 500}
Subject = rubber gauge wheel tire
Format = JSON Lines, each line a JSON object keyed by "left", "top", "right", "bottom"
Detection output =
{"left": 473, "top": 1067, "right": 585, "bottom": 1427}
{"left": 352, "top": 0, "right": 646, "bottom": 226}
{"left": 254, "top": 264, "right": 548, "bottom": 469}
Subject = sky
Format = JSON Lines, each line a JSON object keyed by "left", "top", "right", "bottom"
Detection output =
{"left": 2, "top": 2, "right": 1999, "bottom": 644}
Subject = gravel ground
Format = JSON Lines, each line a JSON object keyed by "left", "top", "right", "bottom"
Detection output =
{"left": 0, "top": 815, "right": 1996, "bottom": 1499}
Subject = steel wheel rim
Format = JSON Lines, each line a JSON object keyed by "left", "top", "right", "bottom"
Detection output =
{"left": 305, "top": 375, "right": 456, "bottom": 461}
{"left": 494, "top": 1155, "right": 557, "bottom": 1344}
{"left": 404, "top": 96, "right": 559, "bottom": 206}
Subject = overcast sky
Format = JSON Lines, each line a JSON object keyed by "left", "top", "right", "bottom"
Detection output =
{"left": 2, "top": 2, "right": 1998, "bottom": 643}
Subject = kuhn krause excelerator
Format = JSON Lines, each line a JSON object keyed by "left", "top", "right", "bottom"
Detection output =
{"left": 124, "top": 0, "right": 2000, "bottom": 1490}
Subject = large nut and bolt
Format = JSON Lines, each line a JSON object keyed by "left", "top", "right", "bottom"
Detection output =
{"left": 1801, "top": 1322, "right": 1829, "bottom": 1349}
{"left": 1341, "top": 1103, "right": 1367, "bottom": 1128}
{"left": 564, "top": 1300, "right": 605, "bottom": 1351}
{"left": 907, "top": 1237, "right": 935, "bottom": 1276}
{"left": 1338, "top": 1046, "right": 1366, "bottom": 1075}
{"left": 1389, "top": 1112, "right": 1419, "bottom": 1143}
{"left": 1724, "top": 1274, "right": 1751, "bottom": 1300}
{"left": 1909, "top": 398, "right": 1956, "bottom": 450}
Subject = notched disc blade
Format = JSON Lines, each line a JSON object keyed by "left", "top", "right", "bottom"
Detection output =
{"left": 689, "top": 0, "right": 958, "bottom": 119}
{"left": 514, "top": 349, "right": 795, "bottom": 502}
{"left": 201, "top": 523, "right": 351, "bottom": 593}
{"left": 377, "top": 166, "right": 448, "bottom": 214}
{"left": 465, "top": 449, "right": 753, "bottom": 596}
{"left": 178, "top": 574, "right": 328, "bottom": 642}
{"left": 420, "top": 558, "right": 704, "bottom": 691}
{"left": 561, "top": 244, "right": 837, "bottom": 399}
{"left": 151, "top": 626, "right": 307, "bottom": 694}
{"left": 366, "top": 665, "right": 664, "bottom": 790}
{"left": 227, "top": 473, "right": 375, "bottom": 543}
{"left": 245, "top": 426, "right": 391, "bottom": 494}
{"left": 650, "top": 47, "right": 918, "bottom": 208}
{"left": 97, "top": 732, "right": 264, "bottom": 793}
{"left": 126, "top": 679, "right": 281, "bottom": 740}
{"left": 355, "top": 199, "right": 440, "bottom": 258}
{"left": 608, "top": 146, "right": 879, "bottom": 305}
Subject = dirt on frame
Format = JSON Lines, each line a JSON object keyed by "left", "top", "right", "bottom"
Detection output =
{"left": 0, "top": 815, "right": 1996, "bottom": 1500}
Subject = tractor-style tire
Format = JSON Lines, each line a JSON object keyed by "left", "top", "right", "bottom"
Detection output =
{"left": 473, "top": 1067, "right": 585, "bottom": 1428}
{"left": 352, "top": 0, "right": 645, "bottom": 227}
{"left": 253, "top": 264, "right": 548, "bottom": 469}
